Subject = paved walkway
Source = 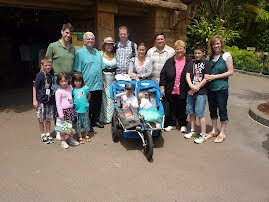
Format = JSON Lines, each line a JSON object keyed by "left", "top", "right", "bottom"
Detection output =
{"left": 0, "top": 72, "right": 268, "bottom": 201}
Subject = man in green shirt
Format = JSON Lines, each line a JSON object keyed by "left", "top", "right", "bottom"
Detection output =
{"left": 46, "top": 23, "right": 75, "bottom": 78}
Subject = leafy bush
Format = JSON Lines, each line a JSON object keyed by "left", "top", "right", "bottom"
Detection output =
{"left": 226, "top": 46, "right": 264, "bottom": 72}
{"left": 187, "top": 17, "right": 240, "bottom": 49}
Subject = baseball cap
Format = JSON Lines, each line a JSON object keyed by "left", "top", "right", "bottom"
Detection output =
{"left": 125, "top": 82, "right": 133, "bottom": 90}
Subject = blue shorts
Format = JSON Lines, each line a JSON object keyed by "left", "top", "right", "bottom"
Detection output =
{"left": 76, "top": 111, "right": 90, "bottom": 132}
{"left": 186, "top": 94, "right": 207, "bottom": 118}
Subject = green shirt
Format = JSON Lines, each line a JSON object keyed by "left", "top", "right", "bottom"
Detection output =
{"left": 209, "top": 56, "right": 229, "bottom": 91}
{"left": 46, "top": 40, "right": 75, "bottom": 74}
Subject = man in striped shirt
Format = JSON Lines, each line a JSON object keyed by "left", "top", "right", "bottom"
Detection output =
{"left": 147, "top": 33, "right": 175, "bottom": 84}
{"left": 115, "top": 26, "right": 137, "bottom": 74}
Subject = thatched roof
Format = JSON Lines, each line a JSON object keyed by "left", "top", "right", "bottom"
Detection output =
{"left": 120, "top": 0, "right": 188, "bottom": 11}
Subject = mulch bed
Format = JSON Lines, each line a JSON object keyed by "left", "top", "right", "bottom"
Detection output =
{"left": 257, "top": 102, "right": 269, "bottom": 115}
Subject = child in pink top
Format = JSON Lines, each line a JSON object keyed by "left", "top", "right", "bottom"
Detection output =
{"left": 55, "top": 72, "right": 79, "bottom": 149}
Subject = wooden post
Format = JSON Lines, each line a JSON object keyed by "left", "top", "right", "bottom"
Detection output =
{"left": 96, "top": 0, "right": 117, "bottom": 50}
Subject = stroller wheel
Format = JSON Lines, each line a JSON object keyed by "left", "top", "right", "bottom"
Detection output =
{"left": 111, "top": 112, "right": 121, "bottom": 142}
{"left": 144, "top": 131, "right": 153, "bottom": 161}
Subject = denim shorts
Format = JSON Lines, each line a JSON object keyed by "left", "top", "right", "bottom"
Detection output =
{"left": 186, "top": 94, "right": 207, "bottom": 118}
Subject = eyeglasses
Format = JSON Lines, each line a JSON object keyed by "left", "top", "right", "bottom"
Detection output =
{"left": 85, "top": 38, "right": 95, "bottom": 41}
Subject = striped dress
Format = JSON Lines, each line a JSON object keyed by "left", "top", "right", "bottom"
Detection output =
{"left": 100, "top": 52, "right": 117, "bottom": 123}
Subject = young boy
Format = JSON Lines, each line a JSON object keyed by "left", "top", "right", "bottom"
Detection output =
{"left": 116, "top": 82, "right": 138, "bottom": 109}
{"left": 33, "top": 57, "right": 55, "bottom": 144}
{"left": 184, "top": 45, "right": 211, "bottom": 144}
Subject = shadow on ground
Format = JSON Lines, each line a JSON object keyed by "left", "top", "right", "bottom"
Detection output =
{"left": 119, "top": 134, "right": 164, "bottom": 151}
{"left": 262, "top": 133, "right": 269, "bottom": 159}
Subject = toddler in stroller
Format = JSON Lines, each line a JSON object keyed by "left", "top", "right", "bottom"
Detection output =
{"left": 138, "top": 92, "right": 161, "bottom": 129}
{"left": 116, "top": 82, "right": 141, "bottom": 130}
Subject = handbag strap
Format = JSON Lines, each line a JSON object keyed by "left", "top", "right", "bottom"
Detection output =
{"left": 210, "top": 54, "right": 223, "bottom": 70}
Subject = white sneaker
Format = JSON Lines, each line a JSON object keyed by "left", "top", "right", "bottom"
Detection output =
{"left": 155, "top": 123, "right": 161, "bottom": 129}
{"left": 56, "top": 132, "right": 61, "bottom": 140}
{"left": 164, "top": 126, "right": 175, "bottom": 132}
{"left": 184, "top": 131, "right": 196, "bottom": 139}
{"left": 194, "top": 133, "right": 207, "bottom": 144}
{"left": 180, "top": 126, "right": 188, "bottom": 133}
{"left": 61, "top": 141, "right": 69, "bottom": 149}
{"left": 46, "top": 133, "right": 54, "bottom": 143}
{"left": 69, "top": 137, "right": 80, "bottom": 146}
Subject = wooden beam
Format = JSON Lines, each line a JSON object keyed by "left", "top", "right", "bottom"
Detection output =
{"left": 0, "top": 0, "right": 95, "bottom": 10}
{"left": 119, "top": 0, "right": 187, "bottom": 11}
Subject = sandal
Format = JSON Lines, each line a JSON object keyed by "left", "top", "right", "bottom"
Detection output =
{"left": 85, "top": 135, "right": 91, "bottom": 142}
{"left": 206, "top": 131, "right": 218, "bottom": 139}
{"left": 79, "top": 137, "right": 85, "bottom": 144}
{"left": 214, "top": 134, "right": 225, "bottom": 143}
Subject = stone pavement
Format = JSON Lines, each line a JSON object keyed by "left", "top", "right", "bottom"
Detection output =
{"left": 0, "top": 72, "right": 268, "bottom": 201}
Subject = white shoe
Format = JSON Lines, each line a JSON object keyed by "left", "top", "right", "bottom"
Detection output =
{"left": 61, "top": 141, "right": 69, "bottom": 149}
{"left": 164, "top": 126, "right": 174, "bottom": 132}
{"left": 194, "top": 133, "right": 207, "bottom": 144}
{"left": 184, "top": 131, "right": 196, "bottom": 139}
{"left": 46, "top": 133, "right": 54, "bottom": 143}
{"left": 56, "top": 132, "right": 61, "bottom": 140}
{"left": 69, "top": 137, "right": 80, "bottom": 146}
{"left": 180, "top": 126, "right": 187, "bottom": 133}
{"left": 155, "top": 123, "right": 161, "bottom": 129}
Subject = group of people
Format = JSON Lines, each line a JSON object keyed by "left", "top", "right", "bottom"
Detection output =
{"left": 33, "top": 22, "right": 234, "bottom": 149}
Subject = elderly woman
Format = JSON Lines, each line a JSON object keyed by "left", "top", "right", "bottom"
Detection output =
{"left": 128, "top": 42, "right": 153, "bottom": 80}
{"left": 160, "top": 40, "right": 191, "bottom": 132}
{"left": 205, "top": 35, "right": 234, "bottom": 143}
{"left": 100, "top": 37, "right": 117, "bottom": 124}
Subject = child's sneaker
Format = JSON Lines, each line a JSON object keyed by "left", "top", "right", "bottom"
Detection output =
{"left": 69, "top": 137, "right": 80, "bottom": 146}
{"left": 184, "top": 131, "right": 196, "bottom": 139}
{"left": 41, "top": 134, "right": 50, "bottom": 144}
{"left": 194, "top": 133, "right": 207, "bottom": 144}
{"left": 180, "top": 126, "right": 188, "bottom": 133}
{"left": 155, "top": 123, "right": 161, "bottom": 129}
{"left": 46, "top": 133, "right": 54, "bottom": 143}
{"left": 61, "top": 141, "right": 69, "bottom": 149}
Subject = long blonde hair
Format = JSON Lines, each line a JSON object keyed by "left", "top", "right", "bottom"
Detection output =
{"left": 208, "top": 35, "right": 226, "bottom": 59}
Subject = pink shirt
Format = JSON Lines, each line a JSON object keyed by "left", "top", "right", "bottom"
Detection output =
{"left": 172, "top": 56, "right": 185, "bottom": 95}
{"left": 55, "top": 85, "right": 73, "bottom": 118}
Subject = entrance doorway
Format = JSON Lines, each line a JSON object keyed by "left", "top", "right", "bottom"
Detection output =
{"left": 0, "top": 7, "right": 67, "bottom": 89}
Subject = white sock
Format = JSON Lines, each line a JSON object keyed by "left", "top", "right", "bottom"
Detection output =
{"left": 45, "top": 133, "right": 50, "bottom": 137}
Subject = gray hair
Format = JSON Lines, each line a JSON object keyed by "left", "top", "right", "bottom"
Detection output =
{"left": 83, "top": 32, "right": 95, "bottom": 40}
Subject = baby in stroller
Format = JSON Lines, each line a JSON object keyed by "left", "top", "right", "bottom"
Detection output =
{"left": 116, "top": 82, "right": 140, "bottom": 130}
{"left": 116, "top": 82, "right": 138, "bottom": 109}
{"left": 138, "top": 92, "right": 161, "bottom": 129}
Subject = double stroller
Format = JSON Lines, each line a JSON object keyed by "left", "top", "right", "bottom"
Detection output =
{"left": 110, "top": 78, "right": 165, "bottom": 161}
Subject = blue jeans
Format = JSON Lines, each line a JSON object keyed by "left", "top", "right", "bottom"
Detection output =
{"left": 207, "top": 89, "right": 229, "bottom": 122}
{"left": 186, "top": 94, "right": 207, "bottom": 118}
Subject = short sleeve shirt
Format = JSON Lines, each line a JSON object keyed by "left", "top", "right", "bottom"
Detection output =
{"left": 34, "top": 71, "right": 54, "bottom": 104}
{"left": 122, "top": 94, "right": 138, "bottom": 108}
{"left": 73, "top": 46, "right": 103, "bottom": 91}
{"left": 72, "top": 86, "right": 90, "bottom": 113}
{"left": 147, "top": 45, "right": 175, "bottom": 83}
{"left": 187, "top": 59, "right": 211, "bottom": 94}
{"left": 46, "top": 40, "right": 75, "bottom": 74}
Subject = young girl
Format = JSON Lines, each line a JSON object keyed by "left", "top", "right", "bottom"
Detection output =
{"left": 55, "top": 72, "right": 79, "bottom": 149}
{"left": 138, "top": 92, "right": 161, "bottom": 129}
{"left": 72, "top": 72, "right": 91, "bottom": 144}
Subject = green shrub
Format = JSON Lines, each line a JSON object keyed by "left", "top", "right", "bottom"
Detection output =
{"left": 226, "top": 46, "right": 264, "bottom": 72}
{"left": 187, "top": 17, "right": 240, "bottom": 49}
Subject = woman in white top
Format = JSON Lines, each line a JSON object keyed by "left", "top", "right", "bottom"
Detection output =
{"left": 128, "top": 42, "right": 153, "bottom": 80}
{"left": 100, "top": 37, "right": 117, "bottom": 123}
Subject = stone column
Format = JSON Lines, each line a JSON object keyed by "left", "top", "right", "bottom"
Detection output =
{"left": 96, "top": 0, "right": 117, "bottom": 50}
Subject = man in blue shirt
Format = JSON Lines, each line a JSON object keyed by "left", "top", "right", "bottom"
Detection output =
{"left": 73, "top": 32, "right": 104, "bottom": 129}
